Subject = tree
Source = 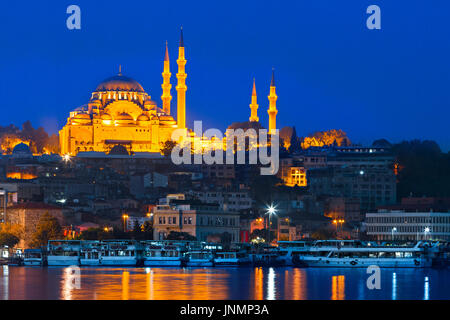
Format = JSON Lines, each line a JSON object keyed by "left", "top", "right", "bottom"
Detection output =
{"left": 166, "top": 231, "right": 196, "bottom": 241}
{"left": 160, "top": 140, "right": 178, "bottom": 157}
{"left": 0, "top": 233, "right": 19, "bottom": 249}
{"left": 249, "top": 229, "right": 267, "bottom": 242}
{"left": 30, "top": 213, "right": 62, "bottom": 248}
{"left": 311, "top": 228, "right": 334, "bottom": 240}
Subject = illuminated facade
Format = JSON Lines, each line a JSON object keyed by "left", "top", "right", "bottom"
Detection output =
{"left": 59, "top": 30, "right": 187, "bottom": 156}
{"left": 249, "top": 79, "right": 259, "bottom": 122}
{"left": 59, "top": 28, "right": 279, "bottom": 156}
{"left": 267, "top": 69, "right": 278, "bottom": 132}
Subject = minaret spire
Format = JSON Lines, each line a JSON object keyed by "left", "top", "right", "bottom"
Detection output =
{"left": 176, "top": 27, "right": 187, "bottom": 129}
{"left": 161, "top": 41, "right": 172, "bottom": 115}
{"left": 249, "top": 78, "right": 259, "bottom": 122}
{"left": 119, "top": 65, "right": 122, "bottom": 76}
{"left": 267, "top": 68, "right": 278, "bottom": 131}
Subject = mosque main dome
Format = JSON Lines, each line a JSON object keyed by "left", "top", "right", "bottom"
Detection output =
{"left": 95, "top": 74, "right": 145, "bottom": 93}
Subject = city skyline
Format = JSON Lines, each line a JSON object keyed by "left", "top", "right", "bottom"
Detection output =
{"left": 0, "top": 0, "right": 449, "bottom": 151}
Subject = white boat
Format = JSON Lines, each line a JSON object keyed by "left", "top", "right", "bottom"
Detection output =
{"left": 47, "top": 240, "right": 81, "bottom": 266}
{"left": 293, "top": 241, "right": 433, "bottom": 268}
{"left": 23, "top": 249, "right": 45, "bottom": 266}
{"left": 143, "top": 243, "right": 186, "bottom": 267}
{"left": 277, "top": 241, "right": 312, "bottom": 266}
{"left": 100, "top": 240, "right": 140, "bottom": 266}
{"left": 80, "top": 241, "right": 102, "bottom": 266}
{"left": 185, "top": 250, "right": 215, "bottom": 267}
{"left": 214, "top": 251, "right": 251, "bottom": 266}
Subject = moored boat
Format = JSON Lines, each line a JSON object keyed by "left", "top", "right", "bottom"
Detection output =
{"left": 214, "top": 251, "right": 251, "bottom": 266}
{"left": 80, "top": 241, "right": 102, "bottom": 266}
{"left": 293, "top": 241, "right": 433, "bottom": 268}
{"left": 185, "top": 250, "right": 215, "bottom": 267}
{"left": 24, "top": 249, "right": 46, "bottom": 266}
{"left": 47, "top": 240, "right": 81, "bottom": 266}
{"left": 143, "top": 242, "right": 186, "bottom": 267}
{"left": 100, "top": 240, "right": 141, "bottom": 266}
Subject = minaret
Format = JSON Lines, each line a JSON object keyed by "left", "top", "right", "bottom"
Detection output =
{"left": 176, "top": 27, "right": 187, "bottom": 129}
{"left": 249, "top": 78, "right": 259, "bottom": 122}
{"left": 161, "top": 41, "right": 172, "bottom": 115}
{"left": 267, "top": 69, "right": 278, "bottom": 131}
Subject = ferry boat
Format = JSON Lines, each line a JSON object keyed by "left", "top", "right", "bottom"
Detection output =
{"left": 293, "top": 240, "right": 433, "bottom": 268}
{"left": 251, "top": 246, "right": 285, "bottom": 267}
{"left": 185, "top": 250, "right": 215, "bottom": 267}
{"left": 214, "top": 251, "right": 251, "bottom": 266}
{"left": 80, "top": 241, "right": 102, "bottom": 266}
{"left": 277, "top": 241, "right": 312, "bottom": 266}
{"left": 100, "top": 240, "right": 141, "bottom": 266}
{"left": 47, "top": 240, "right": 81, "bottom": 266}
{"left": 23, "top": 249, "right": 45, "bottom": 266}
{"left": 143, "top": 242, "right": 186, "bottom": 267}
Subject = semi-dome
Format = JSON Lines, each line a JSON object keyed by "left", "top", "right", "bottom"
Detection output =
{"left": 12, "top": 143, "right": 32, "bottom": 155}
{"left": 101, "top": 113, "right": 112, "bottom": 120}
{"left": 137, "top": 114, "right": 150, "bottom": 121}
{"left": 115, "top": 113, "right": 133, "bottom": 120}
{"left": 95, "top": 74, "right": 145, "bottom": 93}
{"left": 74, "top": 113, "right": 91, "bottom": 119}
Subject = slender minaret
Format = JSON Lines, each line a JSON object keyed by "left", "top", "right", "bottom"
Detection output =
{"left": 161, "top": 41, "right": 172, "bottom": 115}
{"left": 267, "top": 69, "right": 278, "bottom": 131}
{"left": 249, "top": 78, "right": 259, "bottom": 122}
{"left": 176, "top": 27, "right": 187, "bottom": 129}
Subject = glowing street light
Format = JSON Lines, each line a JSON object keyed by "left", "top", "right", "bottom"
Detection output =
{"left": 266, "top": 204, "right": 278, "bottom": 244}
{"left": 424, "top": 227, "right": 430, "bottom": 240}
{"left": 392, "top": 227, "right": 397, "bottom": 241}
{"left": 63, "top": 154, "right": 71, "bottom": 163}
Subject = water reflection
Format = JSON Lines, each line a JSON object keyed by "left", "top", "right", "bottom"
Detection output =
{"left": 331, "top": 275, "right": 345, "bottom": 300}
{"left": 2, "top": 266, "right": 8, "bottom": 300}
{"left": 392, "top": 273, "right": 397, "bottom": 300}
{"left": 266, "top": 268, "right": 276, "bottom": 300}
{"left": 253, "top": 267, "right": 263, "bottom": 300}
{"left": 0, "top": 266, "right": 448, "bottom": 300}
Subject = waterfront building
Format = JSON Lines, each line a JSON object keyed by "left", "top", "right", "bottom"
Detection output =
{"left": 365, "top": 210, "right": 450, "bottom": 241}
{"left": 324, "top": 197, "right": 361, "bottom": 223}
{"left": 152, "top": 201, "right": 240, "bottom": 242}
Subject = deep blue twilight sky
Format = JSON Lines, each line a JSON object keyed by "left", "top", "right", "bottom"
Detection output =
{"left": 0, "top": 0, "right": 449, "bottom": 150}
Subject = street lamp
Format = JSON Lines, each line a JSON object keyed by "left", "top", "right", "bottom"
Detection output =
{"left": 391, "top": 227, "right": 397, "bottom": 241}
{"left": 424, "top": 227, "right": 430, "bottom": 241}
{"left": 266, "top": 204, "right": 277, "bottom": 244}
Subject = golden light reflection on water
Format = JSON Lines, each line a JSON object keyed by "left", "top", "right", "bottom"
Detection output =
{"left": 331, "top": 275, "right": 345, "bottom": 300}
{"left": 253, "top": 267, "right": 264, "bottom": 300}
{"left": 68, "top": 268, "right": 231, "bottom": 300}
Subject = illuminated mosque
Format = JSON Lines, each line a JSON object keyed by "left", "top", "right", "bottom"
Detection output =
{"left": 59, "top": 28, "right": 278, "bottom": 156}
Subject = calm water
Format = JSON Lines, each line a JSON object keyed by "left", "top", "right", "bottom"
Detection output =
{"left": 0, "top": 266, "right": 449, "bottom": 300}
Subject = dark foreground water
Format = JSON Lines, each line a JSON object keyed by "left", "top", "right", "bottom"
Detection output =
{"left": 0, "top": 266, "right": 449, "bottom": 300}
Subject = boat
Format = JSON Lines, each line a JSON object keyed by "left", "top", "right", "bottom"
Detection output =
{"left": 292, "top": 240, "right": 434, "bottom": 268}
{"left": 143, "top": 242, "right": 186, "bottom": 267}
{"left": 24, "top": 249, "right": 46, "bottom": 266}
{"left": 251, "top": 246, "right": 285, "bottom": 267}
{"left": 185, "top": 250, "right": 215, "bottom": 267}
{"left": 80, "top": 241, "right": 102, "bottom": 266}
{"left": 214, "top": 251, "right": 251, "bottom": 266}
{"left": 47, "top": 240, "right": 81, "bottom": 266}
{"left": 100, "top": 240, "right": 141, "bottom": 266}
{"left": 277, "top": 241, "right": 312, "bottom": 266}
